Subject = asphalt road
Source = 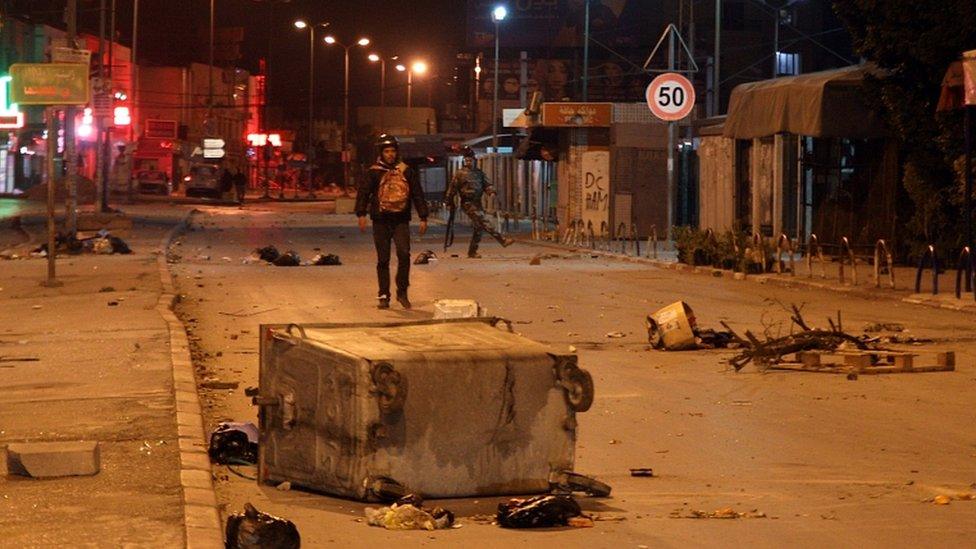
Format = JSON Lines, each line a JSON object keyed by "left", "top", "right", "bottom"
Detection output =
{"left": 171, "top": 203, "right": 976, "bottom": 548}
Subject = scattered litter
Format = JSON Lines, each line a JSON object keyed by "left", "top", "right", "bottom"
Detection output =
{"left": 608, "top": 439, "right": 621, "bottom": 445}
{"left": 272, "top": 251, "right": 302, "bottom": 267}
{"left": 929, "top": 493, "right": 974, "bottom": 505}
{"left": 365, "top": 495, "right": 455, "bottom": 531}
{"left": 309, "top": 253, "right": 342, "bottom": 266}
{"left": 433, "top": 299, "right": 485, "bottom": 319}
{"left": 529, "top": 254, "right": 542, "bottom": 266}
{"left": 32, "top": 305, "right": 42, "bottom": 310}
{"left": 674, "top": 508, "right": 767, "bottom": 519}
{"left": 414, "top": 250, "right": 437, "bottom": 265}
{"left": 630, "top": 468, "right": 654, "bottom": 477}
{"left": 201, "top": 380, "right": 239, "bottom": 390}
{"left": 863, "top": 322, "right": 906, "bottom": 333}
{"left": 208, "top": 422, "right": 259, "bottom": 465}
{"left": 107, "top": 301, "right": 119, "bottom": 307}
{"left": 646, "top": 301, "right": 740, "bottom": 351}
{"left": 276, "top": 481, "right": 292, "bottom": 491}
{"left": 99, "top": 286, "right": 115, "bottom": 293}
{"left": 497, "top": 495, "right": 583, "bottom": 528}
{"left": 226, "top": 503, "right": 300, "bottom": 549}
{"left": 256, "top": 245, "right": 280, "bottom": 263}
{"left": 567, "top": 516, "right": 595, "bottom": 528}
{"left": 605, "top": 332, "right": 626, "bottom": 339}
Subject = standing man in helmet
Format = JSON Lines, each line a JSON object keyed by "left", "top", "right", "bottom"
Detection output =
{"left": 447, "top": 149, "right": 514, "bottom": 258}
{"left": 356, "top": 135, "right": 429, "bottom": 309}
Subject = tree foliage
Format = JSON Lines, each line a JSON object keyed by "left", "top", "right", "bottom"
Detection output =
{"left": 833, "top": 0, "right": 976, "bottom": 251}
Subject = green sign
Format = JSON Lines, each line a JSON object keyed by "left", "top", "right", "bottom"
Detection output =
{"left": 10, "top": 63, "right": 90, "bottom": 106}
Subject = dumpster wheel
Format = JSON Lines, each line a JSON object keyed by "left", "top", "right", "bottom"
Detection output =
{"left": 561, "top": 367, "right": 594, "bottom": 412}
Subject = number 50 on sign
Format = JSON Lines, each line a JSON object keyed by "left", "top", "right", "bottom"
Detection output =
{"left": 646, "top": 72, "right": 696, "bottom": 122}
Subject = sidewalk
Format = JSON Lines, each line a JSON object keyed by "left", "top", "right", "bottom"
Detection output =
{"left": 514, "top": 233, "right": 976, "bottom": 314}
{"left": 0, "top": 208, "right": 203, "bottom": 546}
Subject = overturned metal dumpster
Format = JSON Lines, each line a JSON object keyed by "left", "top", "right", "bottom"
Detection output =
{"left": 254, "top": 318, "right": 597, "bottom": 501}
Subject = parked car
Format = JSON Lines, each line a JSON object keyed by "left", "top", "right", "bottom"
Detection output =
{"left": 135, "top": 170, "right": 170, "bottom": 195}
{"left": 184, "top": 164, "right": 223, "bottom": 199}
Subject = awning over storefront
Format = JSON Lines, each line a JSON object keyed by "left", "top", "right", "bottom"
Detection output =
{"left": 723, "top": 64, "right": 887, "bottom": 140}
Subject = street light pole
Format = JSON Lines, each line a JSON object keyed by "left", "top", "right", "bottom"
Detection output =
{"left": 582, "top": 0, "right": 590, "bottom": 101}
{"left": 491, "top": 6, "right": 507, "bottom": 152}
{"left": 326, "top": 36, "right": 369, "bottom": 190}
{"left": 208, "top": 0, "right": 215, "bottom": 121}
{"left": 407, "top": 69, "right": 413, "bottom": 108}
{"left": 714, "top": 0, "right": 721, "bottom": 115}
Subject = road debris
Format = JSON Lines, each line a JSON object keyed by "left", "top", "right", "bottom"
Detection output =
{"left": 32, "top": 230, "right": 133, "bottom": 257}
{"left": 200, "top": 380, "right": 239, "bottom": 390}
{"left": 414, "top": 250, "right": 437, "bottom": 265}
{"left": 497, "top": 495, "right": 583, "bottom": 528}
{"left": 605, "top": 332, "right": 627, "bottom": 339}
{"left": 929, "top": 493, "right": 975, "bottom": 505}
{"left": 672, "top": 507, "right": 767, "bottom": 519}
{"left": 646, "top": 301, "right": 741, "bottom": 350}
{"left": 276, "top": 481, "right": 292, "bottom": 491}
{"left": 272, "top": 251, "right": 302, "bottom": 267}
{"left": 226, "top": 503, "right": 301, "bottom": 549}
{"left": 309, "top": 253, "right": 342, "bottom": 266}
{"left": 208, "top": 422, "right": 259, "bottom": 465}
{"left": 365, "top": 495, "right": 456, "bottom": 531}
{"left": 863, "top": 322, "right": 906, "bottom": 333}
{"left": 727, "top": 305, "right": 953, "bottom": 375}
{"left": 255, "top": 245, "right": 280, "bottom": 263}
{"left": 630, "top": 468, "right": 654, "bottom": 477}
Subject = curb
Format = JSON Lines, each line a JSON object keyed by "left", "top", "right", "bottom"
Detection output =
{"left": 154, "top": 209, "right": 224, "bottom": 549}
{"left": 515, "top": 237, "right": 976, "bottom": 315}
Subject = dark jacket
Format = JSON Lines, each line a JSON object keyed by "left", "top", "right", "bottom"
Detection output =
{"left": 356, "top": 159, "right": 430, "bottom": 223}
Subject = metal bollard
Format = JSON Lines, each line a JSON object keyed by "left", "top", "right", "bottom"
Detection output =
{"left": 806, "top": 234, "right": 827, "bottom": 279}
{"left": 775, "top": 234, "right": 796, "bottom": 276}
{"left": 839, "top": 236, "right": 857, "bottom": 285}
{"left": 752, "top": 232, "right": 766, "bottom": 273}
{"left": 915, "top": 245, "right": 939, "bottom": 295}
{"left": 955, "top": 246, "right": 974, "bottom": 299}
{"left": 874, "top": 239, "right": 895, "bottom": 289}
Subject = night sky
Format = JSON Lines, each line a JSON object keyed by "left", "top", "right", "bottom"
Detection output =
{"left": 9, "top": 0, "right": 469, "bottom": 119}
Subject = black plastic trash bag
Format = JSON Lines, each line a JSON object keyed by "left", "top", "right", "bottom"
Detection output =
{"left": 208, "top": 422, "right": 259, "bottom": 465}
{"left": 256, "top": 246, "right": 280, "bottom": 263}
{"left": 413, "top": 250, "right": 437, "bottom": 265}
{"left": 311, "top": 254, "right": 342, "bottom": 266}
{"left": 496, "top": 495, "right": 582, "bottom": 528}
{"left": 225, "top": 503, "right": 300, "bottom": 549}
{"left": 109, "top": 236, "right": 132, "bottom": 255}
{"left": 272, "top": 251, "right": 301, "bottom": 267}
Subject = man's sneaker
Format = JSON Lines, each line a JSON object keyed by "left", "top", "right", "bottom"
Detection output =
{"left": 468, "top": 253, "right": 482, "bottom": 259}
{"left": 396, "top": 292, "right": 412, "bottom": 310}
{"left": 502, "top": 237, "right": 515, "bottom": 247}
{"left": 377, "top": 295, "right": 391, "bottom": 309}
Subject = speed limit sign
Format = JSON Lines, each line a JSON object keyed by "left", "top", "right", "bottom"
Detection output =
{"left": 646, "top": 72, "right": 696, "bottom": 121}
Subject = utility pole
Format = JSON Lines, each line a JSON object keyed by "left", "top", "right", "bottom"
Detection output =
{"left": 44, "top": 107, "right": 61, "bottom": 287}
{"left": 97, "top": 0, "right": 109, "bottom": 213}
{"left": 772, "top": 8, "right": 780, "bottom": 77}
{"left": 132, "top": 0, "right": 139, "bottom": 142}
{"left": 582, "top": 0, "right": 590, "bottom": 101}
{"left": 208, "top": 0, "right": 215, "bottom": 125}
{"left": 64, "top": 0, "right": 78, "bottom": 234}
{"left": 714, "top": 0, "right": 721, "bottom": 115}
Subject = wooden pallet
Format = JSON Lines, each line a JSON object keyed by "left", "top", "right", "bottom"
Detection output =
{"left": 769, "top": 350, "right": 956, "bottom": 375}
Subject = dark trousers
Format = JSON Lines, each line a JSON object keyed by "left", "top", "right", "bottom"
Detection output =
{"left": 462, "top": 201, "right": 505, "bottom": 256}
{"left": 373, "top": 219, "right": 411, "bottom": 297}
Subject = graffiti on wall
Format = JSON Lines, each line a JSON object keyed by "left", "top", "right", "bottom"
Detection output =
{"left": 581, "top": 150, "right": 610, "bottom": 230}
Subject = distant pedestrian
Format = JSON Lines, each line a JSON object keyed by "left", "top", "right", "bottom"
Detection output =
{"left": 233, "top": 169, "right": 247, "bottom": 203}
{"left": 356, "top": 134, "right": 429, "bottom": 310}
{"left": 220, "top": 169, "right": 234, "bottom": 197}
{"left": 447, "top": 148, "right": 514, "bottom": 258}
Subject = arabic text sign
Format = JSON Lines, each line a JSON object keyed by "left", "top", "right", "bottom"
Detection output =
{"left": 541, "top": 102, "right": 613, "bottom": 127}
{"left": 10, "top": 63, "right": 90, "bottom": 106}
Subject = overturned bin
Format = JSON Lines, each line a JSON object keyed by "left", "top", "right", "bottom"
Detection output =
{"left": 254, "top": 318, "right": 596, "bottom": 501}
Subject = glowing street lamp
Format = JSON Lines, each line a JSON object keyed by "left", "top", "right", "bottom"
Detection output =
{"left": 324, "top": 35, "right": 372, "bottom": 188}
{"left": 491, "top": 5, "right": 508, "bottom": 152}
{"left": 294, "top": 19, "right": 331, "bottom": 168}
